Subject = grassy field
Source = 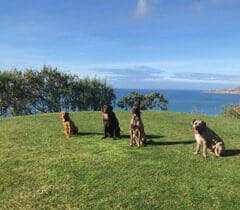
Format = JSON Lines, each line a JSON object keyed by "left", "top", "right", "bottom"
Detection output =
{"left": 0, "top": 111, "right": 240, "bottom": 209}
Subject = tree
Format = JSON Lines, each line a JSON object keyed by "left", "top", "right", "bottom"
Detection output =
{"left": 0, "top": 70, "right": 32, "bottom": 116}
{"left": 89, "top": 78, "right": 115, "bottom": 111}
{"left": 24, "top": 66, "right": 71, "bottom": 113}
{"left": 117, "top": 91, "right": 168, "bottom": 111}
{"left": 0, "top": 66, "right": 116, "bottom": 116}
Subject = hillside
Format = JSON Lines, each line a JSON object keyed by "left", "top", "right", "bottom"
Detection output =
{"left": 0, "top": 111, "right": 240, "bottom": 209}
{"left": 204, "top": 87, "right": 240, "bottom": 94}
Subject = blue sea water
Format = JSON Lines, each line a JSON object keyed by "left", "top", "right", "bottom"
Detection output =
{"left": 114, "top": 89, "right": 240, "bottom": 116}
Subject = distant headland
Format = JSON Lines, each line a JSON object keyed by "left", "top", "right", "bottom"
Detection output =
{"left": 204, "top": 87, "right": 240, "bottom": 94}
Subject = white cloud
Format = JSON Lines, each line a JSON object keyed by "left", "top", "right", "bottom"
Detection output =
{"left": 134, "top": 0, "right": 149, "bottom": 17}
{"left": 80, "top": 64, "right": 240, "bottom": 87}
{"left": 3, "top": 57, "right": 239, "bottom": 89}
{"left": 144, "top": 71, "right": 240, "bottom": 86}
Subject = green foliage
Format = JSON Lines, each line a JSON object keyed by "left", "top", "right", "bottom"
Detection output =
{"left": 0, "top": 112, "right": 240, "bottom": 209}
{"left": 117, "top": 91, "right": 168, "bottom": 110}
{"left": 0, "top": 70, "right": 32, "bottom": 116}
{"left": 74, "top": 77, "right": 115, "bottom": 111}
{"left": 0, "top": 66, "right": 115, "bottom": 116}
{"left": 222, "top": 104, "right": 240, "bottom": 119}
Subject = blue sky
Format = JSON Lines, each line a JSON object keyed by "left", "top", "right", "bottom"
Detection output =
{"left": 1, "top": 0, "right": 240, "bottom": 89}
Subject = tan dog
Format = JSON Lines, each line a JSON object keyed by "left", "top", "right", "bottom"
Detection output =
{"left": 130, "top": 105, "right": 146, "bottom": 147}
{"left": 60, "top": 112, "right": 78, "bottom": 137}
{"left": 192, "top": 119, "right": 225, "bottom": 158}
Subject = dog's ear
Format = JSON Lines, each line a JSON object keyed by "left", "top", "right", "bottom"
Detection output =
{"left": 202, "top": 120, "right": 207, "bottom": 126}
{"left": 192, "top": 119, "right": 196, "bottom": 124}
{"left": 109, "top": 105, "right": 113, "bottom": 112}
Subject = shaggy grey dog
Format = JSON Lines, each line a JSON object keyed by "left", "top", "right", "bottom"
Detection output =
{"left": 192, "top": 119, "right": 225, "bottom": 158}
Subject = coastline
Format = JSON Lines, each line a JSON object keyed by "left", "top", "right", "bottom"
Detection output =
{"left": 114, "top": 89, "right": 240, "bottom": 116}
{"left": 203, "top": 89, "right": 240, "bottom": 95}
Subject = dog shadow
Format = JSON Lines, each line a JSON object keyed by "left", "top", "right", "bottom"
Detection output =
{"left": 222, "top": 149, "right": 240, "bottom": 157}
{"left": 76, "top": 132, "right": 103, "bottom": 136}
{"left": 78, "top": 132, "right": 123, "bottom": 140}
{"left": 148, "top": 135, "right": 165, "bottom": 139}
{"left": 120, "top": 134, "right": 165, "bottom": 139}
{"left": 147, "top": 139, "right": 195, "bottom": 146}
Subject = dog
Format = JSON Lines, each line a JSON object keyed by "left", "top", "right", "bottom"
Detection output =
{"left": 130, "top": 105, "right": 146, "bottom": 147}
{"left": 60, "top": 112, "right": 78, "bottom": 137}
{"left": 192, "top": 119, "right": 225, "bottom": 158}
{"left": 102, "top": 105, "right": 120, "bottom": 139}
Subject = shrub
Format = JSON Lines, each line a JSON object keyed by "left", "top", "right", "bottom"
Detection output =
{"left": 222, "top": 104, "right": 240, "bottom": 119}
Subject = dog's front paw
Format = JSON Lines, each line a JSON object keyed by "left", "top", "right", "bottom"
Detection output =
{"left": 193, "top": 151, "right": 199, "bottom": 155}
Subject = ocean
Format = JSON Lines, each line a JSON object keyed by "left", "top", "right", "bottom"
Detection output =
{"left": 114, "top": 89, "right": 240, "bottom": 116}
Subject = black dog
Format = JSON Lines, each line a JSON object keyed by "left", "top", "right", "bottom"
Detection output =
{"left": 102, "top": 104, "right": 120, "bottom": 139}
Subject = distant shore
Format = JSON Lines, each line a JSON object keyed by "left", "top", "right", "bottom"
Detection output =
{"left": 204, "top": 88, "right": 240, "bottom": 94}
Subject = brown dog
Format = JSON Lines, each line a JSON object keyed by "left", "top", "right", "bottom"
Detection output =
{"left": 102, "top": 105, "right": 120, "bottom": 139}
{"left": 60, "top": 112, "right": 78, "bottom": 137}
{"left": 130, "top": 105, "right": 146, "bottom": 147}
{"left": 192, "top": 119, "right": 225, "bottom": 158}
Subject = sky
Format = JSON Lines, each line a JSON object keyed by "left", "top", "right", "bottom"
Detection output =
{"left": 1, "top": 0, "right": 240, "bottom": 89}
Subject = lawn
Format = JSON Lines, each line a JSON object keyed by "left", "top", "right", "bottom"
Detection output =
{"left": 0, "top": 111, "right": 240, "bottom": 209}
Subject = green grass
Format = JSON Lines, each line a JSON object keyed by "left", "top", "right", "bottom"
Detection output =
{"left": 0, "top": 111, "right": 240, "bottom": 209}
